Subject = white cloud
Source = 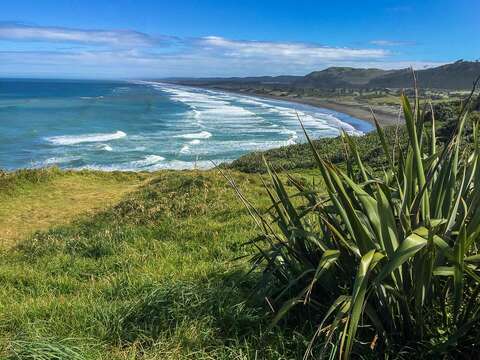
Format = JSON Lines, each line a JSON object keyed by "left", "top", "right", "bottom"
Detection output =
{"left": 0, "top": 23, "right": 443, "bottom": 78}
{"left": 200, "top": 36, "right": 388, "bottom": 61}
{"left": 0, "top": 23, "right": 159, "bottom": 47}
{"left": 370, "top": 40, "right": 415, "bottom": 47}
{"left": 0, "top": 48, "right": 445, "bottom": 79}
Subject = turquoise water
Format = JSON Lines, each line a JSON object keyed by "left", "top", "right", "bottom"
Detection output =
{"left": 0, "top": 79, "right": 372, "bottom": 171}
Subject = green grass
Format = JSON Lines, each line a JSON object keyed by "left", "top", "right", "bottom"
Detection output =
{"left": 0, "top": 169, "right": 149, "bottom": 248}
{"left": 0, "top": 168, "right": 317, "bottom": 359}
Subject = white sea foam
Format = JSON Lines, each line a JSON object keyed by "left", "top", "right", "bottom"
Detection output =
{"left": 155, "top": 85, "right": 259, "bottom": 132}
{"left": 157, "top": 83, "right": 364, "bottom": 143}
{"left": 190, "top": 109, "right": 202, "bottom": 120}
{"left": 148, "top": 160, "right": 217, "bottom": 171}
{"left": 237, "top": 98, "right": 267, "bottom": 106}
{"left": 175, "top": 131, "right": 212, "bottom": 139}
{"left": 280, "top": 128, "right": 299, "bottom": 145}
{"left": 81, "top": 155, "right": 165, "bottom": 171}
{"left": 80, "top": 159, "right": 218, "bottom": 172}
{"left": 201, "top": 106, "right": 253, "bottom": 116}
{"left": 280, "top": 128, "right": 297, "bottom": 136}
{"left": 11, "top": 81, "right": 372, "bottom": 172}
{"left": 46, "top": 131, "right": 126, "bottom": 145}
{"left": 131, "top": 155, "right": 165, "bottom": 167}
{"left": 33, "top": 156, "right": 80, "bottom": 167}
{"left": 286, "top": 137, "right": 297, "bottom": 145}
{"left": 180, "top": 145, "right": 190, "bottom": 154}
{"left": 80, "top": 96, "right": 104, "bottom": 100}
{"left": 126, "top": 83, "right": 367, "bottom": 169}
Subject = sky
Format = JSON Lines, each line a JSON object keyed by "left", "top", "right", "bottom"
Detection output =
{"left": 0, "top": 0, "right": 478, "bottom": 79}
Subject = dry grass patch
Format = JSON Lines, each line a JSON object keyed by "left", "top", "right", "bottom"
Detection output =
{"left": 0, "top": 169, "right": 150, "bottom": 248}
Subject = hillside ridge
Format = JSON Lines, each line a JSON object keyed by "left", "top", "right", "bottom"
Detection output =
{"left": 166, "top": 60, "right": 480, "bottom": 90}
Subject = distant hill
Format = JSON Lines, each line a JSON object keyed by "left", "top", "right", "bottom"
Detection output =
{"left": 163, "top": 75, "right": 302, "bottom": 87}
{"left": 368, "top": 61, "right": 480, "bottom": 89}
{"left": 166, "top": 60, "right": 480, "bottom": 90}
{"left": 298, "top": 67, "right": 397, "bottom": 88}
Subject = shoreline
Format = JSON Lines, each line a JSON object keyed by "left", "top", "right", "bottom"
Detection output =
{"left": 258, "top": 94, "right": 403, "bottom": 127}
{"left": 3, "top": 82, "right": 402, "bottom": 173}
{"left": 172, "top": 84, "right": 403, "bottom": 127}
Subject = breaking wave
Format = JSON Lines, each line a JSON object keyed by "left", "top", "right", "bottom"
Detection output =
{"left": 175, "top": 131, "right": 212, "bottom": 139}
{"left": 46, "top": 131, "right": 126, "bottom": 145}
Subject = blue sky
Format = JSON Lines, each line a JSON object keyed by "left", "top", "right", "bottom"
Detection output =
{"left": 0, "top": 0, "right": 478, "bottom": 78}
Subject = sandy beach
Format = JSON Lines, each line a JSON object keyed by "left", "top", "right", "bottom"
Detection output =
{"left": 200, "top": 87, "right": 404, "bottom": 127}
{"left": 275, "top": 96, "right": 404, "bottom": 127}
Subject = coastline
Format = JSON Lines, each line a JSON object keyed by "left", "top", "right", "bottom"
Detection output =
{"left": 3, "top": 80, "right": 403, "bottom": 173}
{"left": 263, "top": 94, "right": 403, "bottom": 127}
{"left": 172, "top": 84, "right": 404, "bottom": 127}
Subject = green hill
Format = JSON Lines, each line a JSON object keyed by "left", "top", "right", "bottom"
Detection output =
{"left": 368, "top": 60, "right": 480, "bottom": 89}
{"left": 299, "top": 67, "right": 396, "bottom": 88}
{"left": 168, "top": 60, "right": 480, "bottom": 90}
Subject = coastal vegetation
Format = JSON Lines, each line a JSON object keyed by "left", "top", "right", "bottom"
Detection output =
{"left": 1, "top": 84, "right": 480, "bottom": 358}
{"left": 232, "top": 83, "right": 480, "bottom": 358}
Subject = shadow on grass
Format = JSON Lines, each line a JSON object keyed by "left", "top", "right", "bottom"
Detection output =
{"left": 102, "top": 270, "right": 308, "bottom": 358}
{"left": 106, "top": 270, "right": 261, "bottom": 343}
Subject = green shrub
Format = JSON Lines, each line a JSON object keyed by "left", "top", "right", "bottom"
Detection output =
{"left": 228, "top": 127, "right": 408, "bottom": 174}
{"left": 236, "top": 84, "right": 480, "bottom": 358}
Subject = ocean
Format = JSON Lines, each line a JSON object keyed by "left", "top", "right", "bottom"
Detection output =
{"left": 0, "top": 79, "right": 372, "bottom": 171}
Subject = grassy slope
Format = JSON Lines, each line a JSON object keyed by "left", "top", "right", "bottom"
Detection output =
{"left": 0, "top": 168, "right": 313, "bottom": 359}
{"left": 0, "top": 169, "right": 149, "bottom": 249}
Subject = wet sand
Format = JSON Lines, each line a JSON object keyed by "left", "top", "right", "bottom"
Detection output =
{"left": 220, "top": 90, "right": 404, "bottom": 127}
{"left": 270, "top": 96, "right": 404, "bottom": 127}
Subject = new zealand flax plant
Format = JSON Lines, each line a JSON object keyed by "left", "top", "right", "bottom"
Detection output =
{"left": 226, "top": 77, "right": 480, "bottom": 358}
